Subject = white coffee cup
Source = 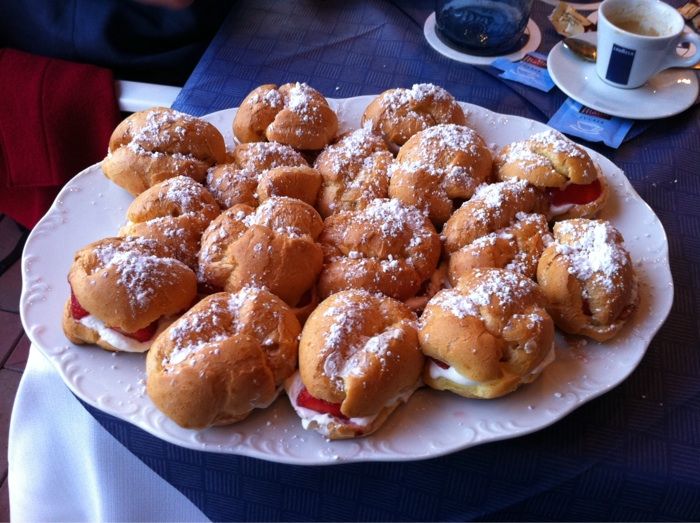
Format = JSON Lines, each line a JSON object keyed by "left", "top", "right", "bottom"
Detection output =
{"left": 596, "top": 0, "right": 700, "bottom": 88}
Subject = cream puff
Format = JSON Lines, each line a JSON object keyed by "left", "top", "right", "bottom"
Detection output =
{"left": 206, "top": 141, "right": 321, "bottom": 209}
{"left": 495, "top": 129, "right": 608, "bottom": 220}
{"left": 147, "top": 287, "right": 301, "bottom": 429}
{"left": 442, "top": 180, "right": 549, "bottom": 255}
{"left": 197, "top": 196, "right": 324, "bottom": 308}
{"left": 389, "top": 124, "right": 492, "bottom": 226}
{"left": 361, "top": 83, "right": 467, "bottom": 149}
{"left": 233, "top": 82, "right": 338, "bottom": 150}
{"left": 314, "top": 125, "right": 393, "bottom": 217}
{"left": 62, "top": 236, "right": 197, "bottom": 353}
{"left": 537, "top": 219, "right": 639, "bottom": 341}
{"left": 448, "top": 212, "right": 552, "bottom": 285}
{"left": 285, "top": 289, "right": 424, "bottom": 439}
{"left": 118, "top": 175, "right": 220, "bottom": 269}
{"left": 420, "top": 268, "right": 555, "bottom": 399}
{"left": 317, "top": 198, "right": 441, "bottom": 301}
{"left": 102, "top": 107, "right": 226, "bottom": 196}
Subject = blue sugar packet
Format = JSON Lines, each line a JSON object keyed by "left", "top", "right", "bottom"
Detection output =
{"left": 491, "top": 52, "right": 555, "bottom": 92}
{"left": 548, "top": 98, "right": 634, "bottom": 148}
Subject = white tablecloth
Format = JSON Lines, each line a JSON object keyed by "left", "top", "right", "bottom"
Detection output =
{"left": 8, "top": 346, "right": 208, "bottom": 522}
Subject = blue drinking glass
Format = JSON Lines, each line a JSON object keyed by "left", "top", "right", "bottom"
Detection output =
{"left": 434, "top": 0, "right": 534, "bottom": 56}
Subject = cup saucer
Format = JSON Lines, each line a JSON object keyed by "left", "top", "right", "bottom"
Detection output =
{"left": 547, "top": 32, "right": 699, "bottom": 120}
{"left": 423, "top": 13, "right": 542, "bottom": 66}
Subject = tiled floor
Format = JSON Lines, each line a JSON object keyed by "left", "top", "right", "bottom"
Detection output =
{"left": 0, "top": 214, "right": 31, "bottom": 522}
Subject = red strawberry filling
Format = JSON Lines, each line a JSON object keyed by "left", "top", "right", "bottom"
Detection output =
{"left": 70, "top": 288, "right": 158, "bottom": 342}
{"left": 430, "top": 357, "right": 450, "bottom": 369}
{"left": 111, "top": 320, "right": 159, "bottom": 342}
{"left": 70, "top": 290, "right": 90, "bottom": 320}
{"left": 549, "top": 179, "right": 602, "bottom": 207}
{"left": 297, "top": 386, "right": 348, "bottom": 420}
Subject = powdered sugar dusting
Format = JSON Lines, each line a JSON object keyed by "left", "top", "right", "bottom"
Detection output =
{"left": 283, "top": 82, "right": 325, "bottom": 125}
{"left": 236, "top": 142, "right": 306, "bottom": 173}
{"left": 127, "top": 108, "right": 199, "bottom": 157}
{"left": 321, "top": 291, "right": 373, "bottom": 384}
{"left": 165, "top": 286, "right": 266, "bottom": 366}
{"left": 381, "top": 83, "right": 454, "bottom": 113}
{"left": 92, "top": 239, "right": 181, "bottom": 310}
{"left": 318, "top": 290, "right": 415, "bottom": 386}
{"left": 392, "top": 124, "right": 488, "bottom": 204}
{"left": 472, "top": 179, "right": 530, "bottom": 208}
{"left": 500, "top": 130, "right": 586, "bottom": 175}
{"left": 160, "top": 176, "right": 211, "bottom": 214}
{"left": 360, "top": 198, "right": 428, "bottom": 240}
{"left": 530, "top": 130, "right": 585, "bottom": 158}
{"left": 245, "top": 196, "right": 312, "bottom": 238}
{"left": 554, "top": 220, "right": 630, "bottom": 293}
{"left": 247, "top": 88, "right": 283, "bottom": 108}
{"left": 319, "top": 124, "right": 381, "bottom": 174}
{"left": 432, "top": 270, "right": 538, "bottom": 319}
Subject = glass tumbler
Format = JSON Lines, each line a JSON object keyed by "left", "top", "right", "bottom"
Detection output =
{"left": 434, "top": 0, "right": 534, "bottom": 56}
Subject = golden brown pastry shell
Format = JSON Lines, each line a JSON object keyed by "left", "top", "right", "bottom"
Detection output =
{"left": 198, "top": 197, "right": 324, "bottom": 306}
{"left": 443, "top": 180, "right": 549, "bottom": 255}
{"left": 102, "top": 107, "right": 226, "bottom": 196}
{"left": 317, "top": 199, "right": 441, "bottom": 301}
{"left": 495, "top": 130, "right": 598, "bottom": 188}
{"left": 420, "top": 268, "right": 555, "bottom": 399}
{"left": 298, "top": 290, "right": 424, "bottom": 419}
{"left": 66, "top": 237, "right": 197, "bottom": 334}
{"left": 146, "top": 289, "right": 301, "bottom": 429}
{"left": 536, "top": 219, "right": 639, "bottom": 342}
{"left": 118, "top": 176, "right": 221, "bottom": 268}
{"left": 233, "top": 83, "right": 338, "bottom": 150}
{"left": 361, "top": 84, "right": 467, "bottom": 147}
{"left": 314, "top": 127, "right": 393, "bottom": 217}
{"left": 389, "top": 124, "right": 493, "bottom": 226}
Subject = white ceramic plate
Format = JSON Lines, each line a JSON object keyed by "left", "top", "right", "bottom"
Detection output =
{"left": 20, "top": 97, "right": 673, "bottom": 465}
{"left": 548, "top": 32, "right": 699, "bottom": 120}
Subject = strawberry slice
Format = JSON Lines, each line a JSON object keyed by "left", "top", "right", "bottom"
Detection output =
{"left": 430, "top": 357, "right": 450, "bottom": 369}
{"left": 297, "top": 386, "right": 347, "bottom": 420}
{"left": 111, "top": 320, "right": 159, "bottom": 342}
{"left": 549, "top": 179, "right": 602, "bottom": 206}
{"left": 70, "top": 290, "right": 90, "bottom": 320}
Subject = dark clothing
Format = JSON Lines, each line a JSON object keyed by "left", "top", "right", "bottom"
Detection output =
{"left": 0, "top": 0, "right": 233, "bottom": 85}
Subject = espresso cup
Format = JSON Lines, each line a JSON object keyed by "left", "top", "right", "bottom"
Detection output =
{"left": 596, "top": 0, "right": 700, "bottom": 88}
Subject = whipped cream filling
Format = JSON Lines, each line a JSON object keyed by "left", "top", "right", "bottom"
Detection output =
{"left": 429, "top": 342, "right": 556, "bottom": 387}
{"left": 528, "top": 343, "right": 556, "bottom": 378}
{"left": 428, "top": 361, "right": 482, "bottom": 387}
{"left": 548, "top": 202, "right": 575, "bottom": 216}
{"left": 78, "top": 315, "right": 169, "bottom": 353}
{"left": 284, "top": 372, "right": 418, "bottom": 437}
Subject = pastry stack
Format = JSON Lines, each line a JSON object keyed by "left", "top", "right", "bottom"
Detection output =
{"left": 62, "top": 82, "right": 639, "bottom": 439}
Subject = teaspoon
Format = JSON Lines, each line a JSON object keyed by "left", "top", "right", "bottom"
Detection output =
{"left": 563, "top": 37, "right": 597, "bottom": 62}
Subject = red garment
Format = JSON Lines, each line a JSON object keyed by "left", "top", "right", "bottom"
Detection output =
{"left": 0, "top": 48, "right": 120, "bottom": 229}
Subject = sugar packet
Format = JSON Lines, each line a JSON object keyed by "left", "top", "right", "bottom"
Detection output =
{"left": 547, "top": 98, "right": 634, "bottom": 148}
{"left": 549, "top": 2, "right": 596, "bottom": 37}
{"left": 491, "top": 52, "right": 555, "bottom": 92}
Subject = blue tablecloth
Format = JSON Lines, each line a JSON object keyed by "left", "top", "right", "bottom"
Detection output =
{"left": 88, "top": 1, "right": 700, "bottom": 520}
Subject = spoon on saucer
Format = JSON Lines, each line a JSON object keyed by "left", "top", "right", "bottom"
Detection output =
{"left": 562, "top": 36, "right": 700, "bottom": 69}
{"left": 562, "top": 37, "right": 596, "bottom": 62}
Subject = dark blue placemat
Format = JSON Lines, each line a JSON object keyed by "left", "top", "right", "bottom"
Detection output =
{"left": 172, "top": 0, "right": 565, "bottom": 121}
{"left": 87, "top": 0, "right": 700, "bottom": 520}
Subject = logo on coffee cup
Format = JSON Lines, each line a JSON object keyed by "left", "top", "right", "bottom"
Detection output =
{"left": 605, "top": 44, "right": 636, "bottom": 85}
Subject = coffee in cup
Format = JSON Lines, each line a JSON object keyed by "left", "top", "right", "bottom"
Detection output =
{"left": 596, "top": 0, "right": 700, "bottom": 88}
